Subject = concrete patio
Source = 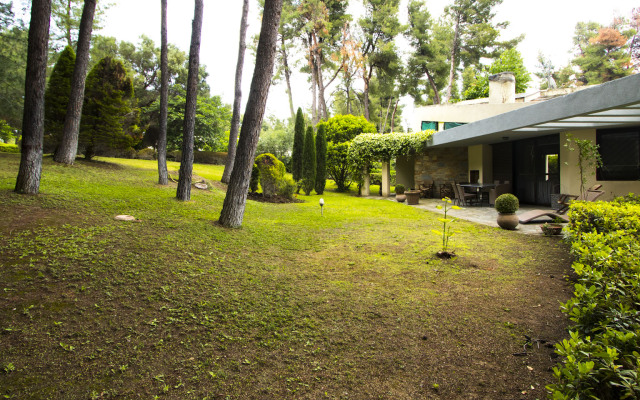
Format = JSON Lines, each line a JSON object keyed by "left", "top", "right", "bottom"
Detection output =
{"left": 365, "top": 195, "right": 566, "bottom": 235}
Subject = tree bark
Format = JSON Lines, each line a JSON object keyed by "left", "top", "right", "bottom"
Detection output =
{"left": 363, "top": 65, "right": 372, "bottom": 120}
{"left": 390, "top": 97, "right": 399, "bottom": 133}
{"left": 219, "top": 0, "right": 283, "bottom": 228}
{"left": 281, "top": 35, "right": 295, "bottom": 120}
{"left": 382, "top": 96, "right": 392, "bottom": 133}
{"left": 15, "top": 0, "right": 51, "bottom": 194}
{"left": 443, "top": 13, "right": 460, "bottom": 104}
{"left": 221, "top": 0, "right": 249, "bottom": 184}
{"left": 176, "top": 0, "right": 204, "bottom": 201}
{"left": 54, "top": 0, "right": 96, "bottom": 165}
{"left": 157, "top": 0, "right": 169, "bottom": 185}
{"left": 424, "top": 67, "right": 441, "bottom": 104}
{"left": 309, "top": 39, "right": 318, "bottom": 125}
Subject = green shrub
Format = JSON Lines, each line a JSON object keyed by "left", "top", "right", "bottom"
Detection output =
{"left": 136, "top": 148, "right": 156, "bottom": 160}
{"left": 314, "top": 124, "right": 327, "bottom": 195}
{"left": 255, "top": 153, "right": 285, "bottom": 197}
{"left": 395, "top": 184, "right": 405, "bottom": 195}
{"left": 277, "top": 176, "right": 296, "bottom": 199}
{"left": 612, "top": 192, "right": 640, "bottom": 205}
{"left": 249, "top": 163, "right": 260, "bottom": 193}
{"left": 291, "top": 108, "right": 305, "bottom": 182}
{"left": 0, "top": 143, "right": 19, "bottom": 153}
{"left": 548, "top": 201, "right": 640, "bottom": 399}
{"left": 494, "top": 193, "right": 519, "bottom": 213}
{"left": 301, "top": 126, "right": 316, "bottom": 195}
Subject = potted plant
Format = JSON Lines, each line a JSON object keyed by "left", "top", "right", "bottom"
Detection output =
{"left": 395, "top": 184, "right": 406, "bottom": 202}
{"left": 405, "top": 188, "right": 421, "bottom": 205}
{"left": 540, "top": 222, "right": 563, "bottom": 236}
{"left": 495, "top": 193, "right": 519, "bottom": 230}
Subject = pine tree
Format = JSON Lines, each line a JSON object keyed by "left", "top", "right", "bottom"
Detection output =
{"left": 291, "top": 107, "right": 305, "bottom": 181}
{"left": 79, "top": 57, "right": 137, "bottom": 160}
{"left": 44, "top": 45, "right": 75, "bottom": 153}
{"left": 314, "top": 123, "right": 327, "bottom": 194}
{"left": 301, "top": 126, "right": 316, "bottom": 195}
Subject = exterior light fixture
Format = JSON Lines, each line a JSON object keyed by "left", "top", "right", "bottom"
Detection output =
{"left": 319, "top": 198, "right": 325, "bottom": 216}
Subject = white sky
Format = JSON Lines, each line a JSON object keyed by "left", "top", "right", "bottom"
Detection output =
{"left": 100, "top": 0, "right": 639, "bottom": 123}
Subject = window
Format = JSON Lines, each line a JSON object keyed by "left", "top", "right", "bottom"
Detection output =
{"left": 596, "top": 127, "right": 640, "bottom": 181}
{"left": 443, "top": 122, "right": 466, "bottom": 130}
{"left": 421, "top": 121, "right": 437, "bottom": 131}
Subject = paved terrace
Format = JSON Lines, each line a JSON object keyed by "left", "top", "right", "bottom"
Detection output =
{"left": 365, "top": 196, "right": 563, "bottom": 235}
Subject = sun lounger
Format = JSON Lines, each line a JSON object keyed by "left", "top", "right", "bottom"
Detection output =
{"left": 518, "top": 210, "right": 570, "bottom": 223}
{"left": 518, "top": 189, "right": 604, "bottom": 224}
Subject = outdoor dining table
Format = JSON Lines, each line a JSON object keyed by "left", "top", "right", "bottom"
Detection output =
{"left": 459, "top": 183, "right": 497, "bottom": 205}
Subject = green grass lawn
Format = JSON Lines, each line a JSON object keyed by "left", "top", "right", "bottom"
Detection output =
{"left": 0, "top": 153, "right": 572, "bottom": 399}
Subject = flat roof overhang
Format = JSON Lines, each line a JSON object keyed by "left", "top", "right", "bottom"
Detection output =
{"left": 429, "top": 74, "right": 640, "bottom": 148}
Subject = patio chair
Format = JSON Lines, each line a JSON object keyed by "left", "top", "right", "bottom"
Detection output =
{"left": 440, "top": 182, "right": 454, "bottom": 199}
{"left": 419, "top": 181, "right": 435, "bottom": 198}
{"left": 455, "top": 183, "right": 478, "bottom": 206}
{"left": 489, "top": 182, "right": 512, "bottom": 206}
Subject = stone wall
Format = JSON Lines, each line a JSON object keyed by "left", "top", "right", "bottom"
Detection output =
{"left": 414, "top": 147, "right": 468, "bottom": 193}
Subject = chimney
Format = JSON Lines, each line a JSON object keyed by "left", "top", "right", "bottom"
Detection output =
{"left": 488, "top": 72, "right": 516, "bottom": 104}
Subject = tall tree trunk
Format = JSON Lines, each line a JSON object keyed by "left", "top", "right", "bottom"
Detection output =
{"left": 219, "top": 0, "right": 283, "bottom": 228}
{"left": 390, "top": 97, "right": 399, "bottom": 132}
{"left": 382, "top": 97, "right": 392, "bottom": 133}
{"left": 15, "top": 0, "right": 51, "bottom": 194}
{"left": 281, "top": 35, "right": 295, "bottom": 120}
{"left": 424, "top": 67, "right": 441, "bottom": 104}
{"left": 443, "top": 14, "right": 460, "bottom": 104}
{"left": 363, "top": 65, "right": 372, "bottom": 120}
{"left": 176, "top": 0, "right": 204, "bottom": 201}
{"left": 157, "top": 0, "right": 169, "bottom": 185}
{"left": 312, "top": 34, "right": 328, "bottom": 121}
{"left": 221, "top": 0, "right": 249, "bottom": 184}
{"left": 54, "top": 0, "right": 96, "bottom": 165}
{"left": 309, "top": 44, "right": 318, "bottom": 125}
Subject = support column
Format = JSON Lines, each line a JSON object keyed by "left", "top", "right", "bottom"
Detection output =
{"left": 362, "top": 167, "right": 370, "bottom": 196}
{"left": 381, "top": 160, "right": 391, "bottom": 197}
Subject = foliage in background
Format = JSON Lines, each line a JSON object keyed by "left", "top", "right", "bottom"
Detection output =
{"left": 314, "top": 123, "right": 327, "bottom": 195}
{"left": 548, "top": 201, "right": 640, "bottom": 399}
{"left": 301, "top": 126, "right": 316, "bottom": 195}
{"left": 535, "top": 53, "right": 573, "bottom": 90}
{"left": 564, "top": 133, "right": 603, "bottom": 197}
{"left": 44, "top": 46, "right": 76, "bottom": 153}
{"left": 571, "top": 21, "right": 633, "bottom": 85}
{"left": 162, "top": 90, "right": 231, "bottom": 152}
{"left": 80, "top": 57, "right": 140, "bottom": 160}
{"left": 256, "top": 115, "right": 294, "bottom": 163}
{"left": 0, "top": 14, "right": 27, "bottom": 131}
{"left": 318, "top": 115, "right": 376, "bottom": 192}
{"left": 0, "top": 119, "right": 16, "bottom": 143}
{"left": 462, "top": 48, "right": 531, "bottom": 100}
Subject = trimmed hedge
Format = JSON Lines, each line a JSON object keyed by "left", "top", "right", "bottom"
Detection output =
{"left": 0, "top": 143, "right": 19, "bottom": 153}
{"left": 547, "top": 201, "right": 640, "bottom": 399}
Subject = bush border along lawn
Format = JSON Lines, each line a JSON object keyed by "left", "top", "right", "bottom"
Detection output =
{"left": 548, "top": 198, "right": 640, "bottom": 399}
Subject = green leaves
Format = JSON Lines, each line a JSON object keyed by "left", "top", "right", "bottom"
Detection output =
{"left": 347, "top": 130, "right": 434, "bottom": 167}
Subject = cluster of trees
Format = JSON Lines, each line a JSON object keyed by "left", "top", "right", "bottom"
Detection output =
{"left": 291, "top": 107, "right": 327, "bottom": 195}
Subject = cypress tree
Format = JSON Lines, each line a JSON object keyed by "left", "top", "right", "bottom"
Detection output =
{"left": 314, "top": 123, "right": 327, "bottom": 194}
{"left": 291, "top": 107, "right": 304, "bottom": 181}
{"left": 301, "top": 126, "right": 316, "bottom": 195}
{"left": 44, "top": 45, "right": 75, "bottom": 153}
{"left": 79, "top": 57, "right": 137, "bottom": 160}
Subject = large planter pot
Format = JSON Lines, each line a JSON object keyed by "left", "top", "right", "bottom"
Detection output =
{"left": 405, "top": 190, "right": 421, "bottom": 205}
{"left": 396, "top": 194, "right": 406, "bottom": 203}
{"left": 540, "top": 223, "right": 563, "bottom": 236}
{"left": 497, "top": 212, "right": 519, "bottom": 230}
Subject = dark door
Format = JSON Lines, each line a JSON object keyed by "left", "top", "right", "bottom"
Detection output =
{"left": 514, "top": 135, "right": 559, "bottom": 205}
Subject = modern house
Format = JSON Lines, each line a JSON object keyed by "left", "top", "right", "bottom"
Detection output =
{"left": 393, "top": 72, "right": 640, "bottom": 205}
